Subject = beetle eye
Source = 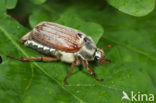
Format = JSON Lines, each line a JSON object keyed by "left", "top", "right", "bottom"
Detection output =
{"left": 84, "top": 37, "right": 88, "bottom": 42}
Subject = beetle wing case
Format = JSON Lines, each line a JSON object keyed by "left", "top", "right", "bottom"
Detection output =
{"left": 31, "top": 22, "right": 84, "bottom": 52}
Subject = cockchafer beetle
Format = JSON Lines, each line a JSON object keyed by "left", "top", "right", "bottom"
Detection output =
{"left": 7, "top": 22, "right": 111, "bottom": 85}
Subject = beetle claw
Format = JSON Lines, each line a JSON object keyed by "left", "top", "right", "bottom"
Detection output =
{"left": 93, "top": 73, "right": 104, "bottom": 82}
{"left": 64, "top": 80, "right": 69, "bottom": 85}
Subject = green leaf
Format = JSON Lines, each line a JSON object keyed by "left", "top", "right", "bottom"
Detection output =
{"left": 0, "top": 1, "right": 156, "bottom": 103}
{"left": 6, "top": 0, "right": 18, "bottom": 9}
{"left": 29, "top": 0, "right": 46, "bottom": 5}
{"left": 29, "top": 8, "right": 53, "bottom": 28}
{"left": 0, "top": 0, "right": 17, "bottom": 13}
{"left": 107, "top": 0, "right": 155, "bottom": 16}
{"left": 0, "top": 0, "right": 6, "bottom": 14}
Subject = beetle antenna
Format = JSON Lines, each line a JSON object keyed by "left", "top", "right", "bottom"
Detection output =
{"left": 99, "top": 54, "right": 111, "bottom": 66}
{"left": 102, "top": 44, "right": 112, "bottom": 51}
{"left": 107, "top": 45, "right": 112, "bottom": 48}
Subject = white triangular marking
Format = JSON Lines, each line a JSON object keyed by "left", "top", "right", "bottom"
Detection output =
{"left": 121, "top": 91, "right": 131, "bottom": 101}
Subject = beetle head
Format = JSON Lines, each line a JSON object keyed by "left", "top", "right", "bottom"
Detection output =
{"left": 94, "top": 49, "right": 106, "bottom": 65}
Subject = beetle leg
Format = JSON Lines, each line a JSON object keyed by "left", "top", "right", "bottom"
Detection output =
{"left": 83, "top": 60, "right": 104, "bottom": 82}
{"left": 101, "top": 60, "right": 106, "bottom": 65}
{"left": 105, "top": 59, "right": 111, "bottom": 63}
{"left": 64, "top": 58, "right": 78, "bottom": 85}
{"left": 101, "top": 59, "right": 112, "bottom": 65}
{"left": 7, "top": 55, "right": 57, "bottom": 62}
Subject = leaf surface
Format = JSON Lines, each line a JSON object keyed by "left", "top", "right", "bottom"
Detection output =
{"left": 0, "top": 1, "right": 156, "bottom": 103}
{"left": 107, "top": 0, "right": 155, "bottom": 16}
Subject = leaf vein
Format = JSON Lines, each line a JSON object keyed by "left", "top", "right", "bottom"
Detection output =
{"left": 0, "top": 26, "right": 85, "bottom": 103}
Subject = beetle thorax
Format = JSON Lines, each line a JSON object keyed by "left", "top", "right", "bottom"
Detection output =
{"left": 77, "top": 36, "right": 97, "bottom": 61}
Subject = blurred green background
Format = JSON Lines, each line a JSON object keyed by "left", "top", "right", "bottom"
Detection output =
{"left": 0, "top": 0, "right": 156, "bottom": 103}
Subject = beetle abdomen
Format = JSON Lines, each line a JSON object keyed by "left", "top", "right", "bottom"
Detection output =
{"left": 24, "top": 40, "right": 56, "bottom": 55}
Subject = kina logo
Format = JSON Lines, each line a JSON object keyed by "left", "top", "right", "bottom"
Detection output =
{"left": 121, "top": 91, "right": 155, "bottom": 102}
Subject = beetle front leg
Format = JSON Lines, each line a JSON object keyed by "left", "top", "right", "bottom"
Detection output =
{"left": 64, "top": 58, "right": 78, "bottom": 85}
{"left": 7, "top": 55, "right": 57, "bottom": 62}
{"left": 101, "top": 59, "right": 112, "bottom": 65}
{"left": 83, "top": 60, "right": 104, "bottom": 82}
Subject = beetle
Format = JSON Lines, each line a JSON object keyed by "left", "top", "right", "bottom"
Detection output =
{"left": 7, "top": 22, "right": 111, "bottom": 85}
